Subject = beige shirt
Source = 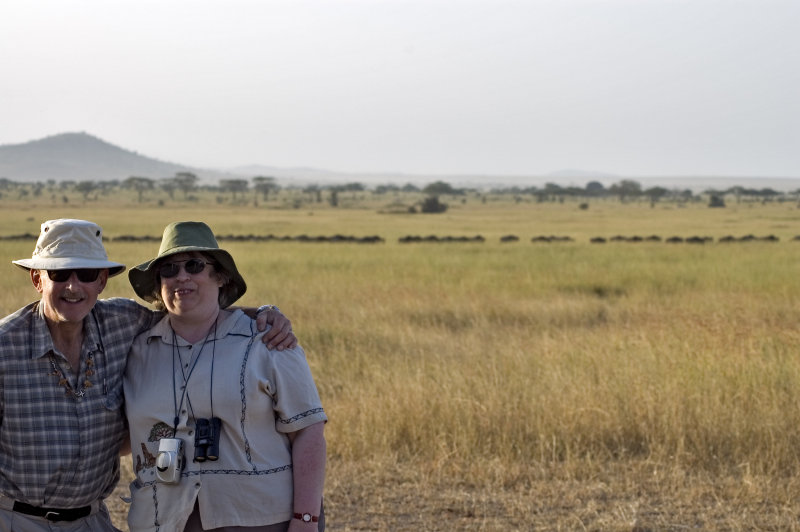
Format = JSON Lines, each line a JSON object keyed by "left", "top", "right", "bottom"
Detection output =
{"left": 123, "top": 309, "right": 327, "bottom": 532}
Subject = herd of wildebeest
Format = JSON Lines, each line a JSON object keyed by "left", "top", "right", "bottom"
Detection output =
{"left": 0, "top": 232, "right": 793, "bottom": 244}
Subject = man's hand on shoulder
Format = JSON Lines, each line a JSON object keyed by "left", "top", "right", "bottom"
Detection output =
{"left": 255, "top": 305, "right": 298, "bottom": 350}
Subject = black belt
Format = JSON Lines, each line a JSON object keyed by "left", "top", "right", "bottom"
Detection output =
{"left": 12, "top": 501, "right": 92, "bottom": 522}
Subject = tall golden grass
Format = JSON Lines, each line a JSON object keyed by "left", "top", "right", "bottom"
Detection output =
{"left": 2, "top": 198, "right": 800, "bottom": 529}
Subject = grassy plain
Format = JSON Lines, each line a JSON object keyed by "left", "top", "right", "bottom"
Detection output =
{"left": 2, "top": 196, "right": 800, "bottom": 530}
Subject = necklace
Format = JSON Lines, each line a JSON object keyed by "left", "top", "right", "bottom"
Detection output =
{"left": 171, "top": 320, "right": 217, "bottom": 431}
{"left": 48, "top": 353, "right": 95, "bottom": 398}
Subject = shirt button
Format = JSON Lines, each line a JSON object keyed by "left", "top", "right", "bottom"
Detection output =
{"left": 195, "top": 483, "right": 201, "bottom": 488}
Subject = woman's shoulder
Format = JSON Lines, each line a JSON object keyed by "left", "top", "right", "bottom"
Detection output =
{"left": 222, "top": 308, "right": 258, "bottom": 337}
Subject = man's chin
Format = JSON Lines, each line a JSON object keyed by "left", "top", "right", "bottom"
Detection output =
{"left": 53, "top": 302, "right": 93, "bottom": 322}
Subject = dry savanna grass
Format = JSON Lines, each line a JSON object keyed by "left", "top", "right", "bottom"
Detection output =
{"left": 2, "top": 198, "right": 800, "bottom": 530}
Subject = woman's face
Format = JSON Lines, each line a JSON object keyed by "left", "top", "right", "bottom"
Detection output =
{"left": 158, "top": 252, "right": 223, "bottom": 318}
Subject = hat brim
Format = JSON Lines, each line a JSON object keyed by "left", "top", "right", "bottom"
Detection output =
{"left": 12, "top": 258, "right": 126, "bottom": 277}
{"left": 128, "top": 246, "right": 246, "bottom": 308}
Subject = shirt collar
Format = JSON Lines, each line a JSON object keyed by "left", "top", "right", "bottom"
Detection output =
{"left": 30, "top": 302, "right": 103, "bottom": 359}
{"left": 30, "top": 302, "right": 56, "bottom": 359}
{"left": 146, "top": 308, "right": 250, "bottom": 345}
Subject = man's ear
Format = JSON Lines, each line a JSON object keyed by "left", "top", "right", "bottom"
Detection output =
{"left": 30, "top": 269, "right": 44, "bottom": 294}
{"left": 96, "top": 269, "right": 109, "bottom": 294}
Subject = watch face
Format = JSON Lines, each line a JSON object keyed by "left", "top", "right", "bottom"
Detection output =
{"left": 302, "top": 513, "right": 312, "bottom": 522}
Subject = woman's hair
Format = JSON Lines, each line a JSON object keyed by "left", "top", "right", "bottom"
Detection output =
{"left": 149, "top": 252, "right": 233, "bottom": 311}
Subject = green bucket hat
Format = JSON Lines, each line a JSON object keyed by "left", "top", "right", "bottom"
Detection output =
{"left": 128, "top": 221, "right": 247, "bottom": 308}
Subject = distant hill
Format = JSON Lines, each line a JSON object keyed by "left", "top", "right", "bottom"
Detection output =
{"left": 0, "top": 133, "right": 414, "bottom": 185}
{"left": 2, "top": 132, "right": 798, "bottom": 191}
{"left": 0, "top": 132, "right": 201, "bottom": 182}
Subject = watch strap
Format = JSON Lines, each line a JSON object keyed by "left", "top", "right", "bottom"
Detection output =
{"left": 293, "top": 512, "right": 319, "bottom": 523}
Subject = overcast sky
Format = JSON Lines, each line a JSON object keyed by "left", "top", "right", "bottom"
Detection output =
{"left": 1, "top": 0, "right": 798, "bottom": 178}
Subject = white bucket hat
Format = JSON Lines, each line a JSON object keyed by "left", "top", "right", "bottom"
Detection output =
{"left": 12, "top": 219, "right": 126, "bottom": 277}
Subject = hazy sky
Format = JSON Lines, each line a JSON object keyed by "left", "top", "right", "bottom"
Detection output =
{"left": 1, "top": 0, "right": 798, "bottom": 177}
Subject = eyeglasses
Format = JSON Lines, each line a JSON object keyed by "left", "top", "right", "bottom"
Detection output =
{"left": 47, "top": 269, "right": 102, "bottom": 283}
{"left": 157, "top": 258, "right": 215, "bottom": 279}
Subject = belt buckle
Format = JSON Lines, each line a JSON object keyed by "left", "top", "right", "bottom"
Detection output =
{"left": 44, "top": 511, "right": 61, "bottom": 521}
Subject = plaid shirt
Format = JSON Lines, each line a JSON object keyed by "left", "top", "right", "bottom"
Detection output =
{"left": 0, "top": 298, "right": 159, "bottom": 508}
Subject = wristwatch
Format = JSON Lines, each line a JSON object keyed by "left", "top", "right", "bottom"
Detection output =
{"left": 293, "top": 512, "right": 319, "bottom": 523}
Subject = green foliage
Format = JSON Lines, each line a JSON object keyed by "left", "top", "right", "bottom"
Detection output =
{"left": 422, "top": 180, "right": 459, "bottom": 196}
{"left": 709, "top": 194, "right": 726, "bottom": 208}
{"left": 420, "top": 195, "right": 448, "bottom": 213}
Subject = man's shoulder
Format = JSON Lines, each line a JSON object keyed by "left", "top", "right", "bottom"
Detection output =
{"left": 0, "top": 302, "right": 38, "bottom": 336}
{"left": 94, "top": 298, "right": 164, "bottom": 337}
{"left": 94, "top": 297, "right": 152, "bottom": 318}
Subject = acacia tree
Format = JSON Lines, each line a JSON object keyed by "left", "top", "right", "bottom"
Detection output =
{"left": 74, "top": 180, "right": 98, "bottom": 201}
{"left": 420, "top": 195, "right": 448, "bottom": 213}
{"left": 252, "top": 176, "right": 279, "bottom": 202}
{"left": 96, "top": 180, "right": 119, "bottom": 196}
{"left": 123, "top": 176, "right": 155, "bottom": 203}
{"left": 585, "top": 181, "right": 605, "bottom": 197}
{"left": 543, "top": 182, "right": 566, "bottom": 202}
{"left": 303, "top": 185, "right": 322, "bottom": 203}
{"left": 644, "top": 186, "right": 669, "bottom": 205}
{"left": 610, "top": 179, "right": 642, "bottom": 203}
{"left": 173, "top": 172, "right": 198, "bottom": 199}
{"left": 423, "top": 180, "right": 459, "bottom": 196}
{"left": 160, "top": 177, "right": 178, "bottom": 200}
{"left": 219, "top": 179, "right": 249, "bottom": 202}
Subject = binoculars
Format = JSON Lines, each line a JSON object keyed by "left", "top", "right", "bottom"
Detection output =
{"left": 194, "top": 417, "right": 222, "bottom": 462}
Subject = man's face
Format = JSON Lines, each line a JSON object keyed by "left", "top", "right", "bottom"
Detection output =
{"left": 31, "top": 268, "right": 109, "bottom": 325}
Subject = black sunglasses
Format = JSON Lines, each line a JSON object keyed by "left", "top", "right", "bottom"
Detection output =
{"left": 157, "top": 258, "right": 215, "bottom": 279}
{"left": 47, "top": 269, "right": 102, "bottom": 283}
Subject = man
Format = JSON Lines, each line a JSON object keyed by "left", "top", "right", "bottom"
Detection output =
{"left": 0, "top": 219, "right": 295, "bottom": 531}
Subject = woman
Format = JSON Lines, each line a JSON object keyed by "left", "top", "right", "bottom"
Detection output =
{"left": 124, "top": 221, "right": 326, "bottom": 532}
